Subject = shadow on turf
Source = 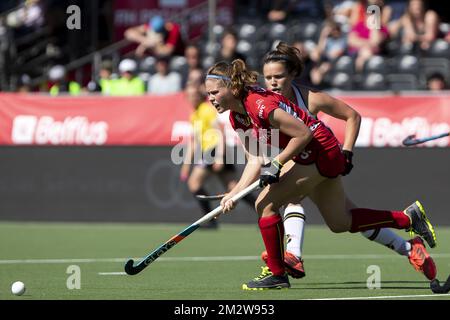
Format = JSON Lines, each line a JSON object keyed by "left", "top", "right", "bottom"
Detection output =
{"left": 293, "top": 280, "right": 429, "bottom": 290}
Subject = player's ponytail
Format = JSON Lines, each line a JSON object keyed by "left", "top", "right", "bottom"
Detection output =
{"left": 206, "top": 59, "right": 258, "bottom": 99}
{"left": 263, "top": 42, "right": 304, "bottom": 77}
{"left": 230, "top": 59, "right": 258, "bottom": 99}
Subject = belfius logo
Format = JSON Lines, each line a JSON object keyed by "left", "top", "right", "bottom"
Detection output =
{"left": 11, "top": 115, "right": 109, "bottom": 145}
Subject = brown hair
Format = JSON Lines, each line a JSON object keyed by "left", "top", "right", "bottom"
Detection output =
{"left": 263, "top": 42, "right": 304, "bottom": 77}
{"left": 206, "top": 59, "right": 258, "bottom": 99}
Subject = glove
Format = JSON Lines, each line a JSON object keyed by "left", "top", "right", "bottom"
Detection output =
{"left": 342, "top": 150, "right": 353, "bottom": 176}
{"left": 259, "top": 159, "right": 283, "bottom": 187}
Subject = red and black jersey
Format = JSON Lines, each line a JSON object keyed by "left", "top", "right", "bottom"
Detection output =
{"left": 229, "top": 86, "right": 341, "bottom": 166}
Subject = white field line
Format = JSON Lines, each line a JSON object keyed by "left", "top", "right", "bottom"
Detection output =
{"left": 1, "top": 253, "right": 450, "bottom": 265}
{"left": 98, "top": 272, "right": 127, "bottom": 276}
{"left": 305, "top": 293, "right": 450, "bottom": 300}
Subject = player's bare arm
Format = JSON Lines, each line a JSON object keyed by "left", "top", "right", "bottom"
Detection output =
{"left": 268, "top": 108, "right": 312, "bottom": 165}
{"left": 309, "top": 91, "right": 361, "bottom": 152}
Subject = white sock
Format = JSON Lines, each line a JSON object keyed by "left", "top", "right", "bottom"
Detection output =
{"left": 361, "top": 228, "right": 411, "bottom": 256}
{"left": 283, "top": 204, "right": 306, "bottom": 258}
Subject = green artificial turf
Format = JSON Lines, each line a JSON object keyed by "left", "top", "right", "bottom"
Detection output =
{"left": 0, "top": 222, "right": 449, "bottom": 300}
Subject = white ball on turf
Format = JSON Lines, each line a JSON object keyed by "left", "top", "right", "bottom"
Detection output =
{"left": 11, "top": 281, "right": 26, "bottom": 296}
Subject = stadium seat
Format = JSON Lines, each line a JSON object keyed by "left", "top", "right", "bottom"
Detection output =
{"left": 439, "top": 23, "right": 450, "bottom": 35}
{"left": 393, "top": 55, "right": 419, "bottom": 74}
{"left": 212, "top": 24, "right": 225, "bottom": 39}
{"left": 169, "top": 56, "right": 187, "bottom": 73}
{"left": 202, "top": 56, "right": 215, "bottom": 70}
{"left": 424, "top": 39, "right": 450, "bottom": 58}
{"left": 288, "top": 21, "right": 320, "bottom": 42}
{"left": 236, "top": 40, "right": 253, "bottom": 56}
{"left": 268, "top": 23, "right": 288, "bottom": 41}
{"left": 364, "top": 55, "right": 386, "bottom": 74}
{"left": 140, "top": 56, "right": 156, "bottom": 74}
{"left": 202, "top": 41, "right": 220, "bottom": 57}
{"left": 386, "top": 73, "right": 419, "bottom": 91}
{"left": 333, "top": 55, "right": 354, "bottom": 74}
{"left": 138, "top": 72, "right": 151, "bottom": 83}
{"left": 361, "top": 72, "right": 387, "bottom": 91}
{"left": 330, "top": 72, "right": 353, "bottom": 90}
{"left": 386, "top": 40, "right": 415, "bottom": 57}
{"left": 238, "top": 23, "right": 257, "bottom": 41}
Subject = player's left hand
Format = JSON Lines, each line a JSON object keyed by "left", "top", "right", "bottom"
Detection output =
{"left": 342, "top": 150, "right": 353, "bottom": 175}
{"left": 220, "top": 193, "right": 236, "bottom": 213}
{"left": 259, "top": 159, "right": 283, "bottom": 187}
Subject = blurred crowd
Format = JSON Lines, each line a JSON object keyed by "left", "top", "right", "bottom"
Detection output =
{"left": 1, "top": 0, "right": 449, "bottom": 95}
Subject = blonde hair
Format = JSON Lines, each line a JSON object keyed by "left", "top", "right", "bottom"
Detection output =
{"left": 206, "top": 59, "right": 258, "bottom": 99}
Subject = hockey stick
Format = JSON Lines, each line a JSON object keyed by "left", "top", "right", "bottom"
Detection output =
{"left": 430, "top": 275, "right": 450, "bottom": 294}
{"left": 196, "top": 193, "right": 226, "bottom": 201}
{"left": 402, "top": 132, "right": 449, "bottom": 146}
{"left": 124, "top": 180, "right": 261, "bottom": 275}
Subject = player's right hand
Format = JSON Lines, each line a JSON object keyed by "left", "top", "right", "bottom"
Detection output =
{"left": 220, "top": 194, "right": 236, "bottom": 213}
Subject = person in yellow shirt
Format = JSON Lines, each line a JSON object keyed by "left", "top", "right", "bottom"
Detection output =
{"left": 180, "top": 83, "right": 255, "bottom": 228}
{"left": 48, "top": 65, "right": 81, "bottom": 96}
{"left": 110, "top": 59, "right": 145, "bottom": 96}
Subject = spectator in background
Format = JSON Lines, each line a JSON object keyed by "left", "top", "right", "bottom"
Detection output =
{"left": 214, "top": 29, "right": 246, "bottom": 64}
{"left": 124, "top": 15, "right": 185, "bottom": 58}
{"left": 325, "top": 0, "right": 355, "bottom": 29}
{"left": 267, "top": 0, "right": 290, "bottom": 22}
{"left": 110, "top": 59, "right": 145, "bottom": 96}
{"left": 389, "top": 0, "right": 440, "bottom": 51}
{"left": 148, "top": 55, "right": 182, "bottom": 95}
{"left": 17, "top": 74, "right": 31, "bottom": 93}
{"left": 186, "top": 68, "right": 205, "bottom": 89}
{"left": 6, "top": 0, "right": 44, "bottom": 37}
{"left": 98, "top": 60, "right": 114, "bottom": 95}
{"left": 48, "top": 65, "right": 81, "bottom": 96}
{"left": 349, "top": 0, "right": 392, "bottom": 27}
{"left": 427, "top": 72, "right": 447, "bottom": 91}
{"left": 347, "top": 0, "right": 390, "bottom": 72}
{"left": 87, "top": 60, "right": 115, "bottom": 95}
{"left": 181, "top": 44, "right": 202, "bottom": 88}
{"left": 310, "top": 21, "right": 347, "bottom": 86}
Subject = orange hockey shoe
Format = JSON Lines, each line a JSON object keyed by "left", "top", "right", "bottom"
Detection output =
{"left": 261, "top": 250, "right": 306, "bottom": 279}
{"left": 408, "top": 236, "right": 437, "bottom": 280}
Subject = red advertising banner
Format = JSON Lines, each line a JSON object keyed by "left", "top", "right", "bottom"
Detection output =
{"left": 0, "top": 93, "right": 449, "bottom": 147}
{"left": 321, "top": 94, "right": 450, "bottom": 147}
{"left": 0, "top": 93, "right": 192, "bottom": 146}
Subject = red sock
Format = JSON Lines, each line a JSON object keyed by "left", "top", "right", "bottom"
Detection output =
{"left": 258, "top": 215, "right": 285, "bottom": 276}
{"left": 350, "top": 208, "right": 411, "bottom": 233}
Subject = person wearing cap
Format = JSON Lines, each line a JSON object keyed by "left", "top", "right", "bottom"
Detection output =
{"left": 48, "top": 65, "right": 81, "bottom": 96}
{"left": 124, "top": 15, "right": 185, "bottom": 58}
{"left": 110, "top": 59, "right": 145, "bottom": 96}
